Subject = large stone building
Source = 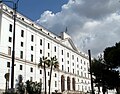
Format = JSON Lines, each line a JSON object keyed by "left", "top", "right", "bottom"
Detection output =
{"left": 0, "top": 3, "right": 91, "bottom": 94}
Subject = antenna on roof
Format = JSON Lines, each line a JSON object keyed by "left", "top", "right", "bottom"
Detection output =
{"left": 65, "top": 27, "right": 68, "bottom": 33}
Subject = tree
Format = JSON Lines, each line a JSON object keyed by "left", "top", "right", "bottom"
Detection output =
{"left": 48, "top": 56, "right": 59, "bottom": 94}
{"left": 104, "top": 42, "right": 120, "bottom": 68}
{"left": 91, "top": 43, "right": 120, "bottom": 94}
{"left": 25, "top": 80, "right": 42, "bottom": 94}
{"left": 91, "top": 55, "right": 120, "bottom": 94}
{"left": 16, "top": 75, "right": 25, "bottom": 94}
{"left": 38, "top": 56, "right": 50, "bottom": 94}
{"left": 103, "top": 42, "right": 120, "bottom": 93}
{"left": 91, "top": 57, "right": 107, "bottom": 94}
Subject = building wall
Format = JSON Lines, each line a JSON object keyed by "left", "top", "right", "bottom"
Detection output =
{"left": 0, "top": 4, "right": 91, "bottom": 93}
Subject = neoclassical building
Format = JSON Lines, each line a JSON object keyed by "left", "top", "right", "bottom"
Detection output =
{"left": 0, "top": 3, "right": 91, "bottom": 94}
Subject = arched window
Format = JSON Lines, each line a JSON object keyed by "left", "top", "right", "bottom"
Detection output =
{"left": 61, "top": 75, "right": 65, "bottom": 92}
{"left": 72, "top": 78, "right": 75, "bottom": 90}
{"left": 67, "top": 76, "right": 70, "bottom": 90}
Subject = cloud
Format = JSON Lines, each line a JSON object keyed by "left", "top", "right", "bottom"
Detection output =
{"left": 36, "top": 0, "right": 120, "bottom": 57}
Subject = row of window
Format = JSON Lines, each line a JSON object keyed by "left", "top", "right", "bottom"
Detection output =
{"left": 8, "top": 24, "right": 88, "bottom": 65}
{"left": 8, "top": 47, "right": 88, "bottom": 65}
{"left": 7, "top": 62, "right": 57, "bottom": 77}
{"left": 7, "top": 61, "right": 89, "bottom": 86}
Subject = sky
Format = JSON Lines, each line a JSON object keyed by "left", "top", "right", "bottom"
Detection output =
{"left": 17, "top": 0, "right": 69, "bottom": 20}
{"left": 6, "top": 0, "right": 120, "bottom": 57}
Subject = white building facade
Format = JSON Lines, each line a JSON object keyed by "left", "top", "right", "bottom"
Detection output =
{"left": 0, "top": 4, "right": 91, "bottom": 94}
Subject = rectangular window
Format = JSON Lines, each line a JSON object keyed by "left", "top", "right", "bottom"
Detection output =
{"left": 30, "top": 77, "right": 33, "bottom": 81}
{"left": 48, "top": 53, "right": 50, "bottom": 57}
{"left": 21, "top": 42, "right": 23, "bottom": 47}
{"left": 7, "top": 62, "right": 10, "bottom": 68}
{"left": 62, "top": 58, "right": 63, "bottom": 62}
{"left": 21, "top": 30, "right": 24, "bottom": 37}
{"left": 84, "top": 61, "right": 86, "bottom": 65}
{"left": 81, "top": 72, "right": 83, "bottom": 77}
{"left": 77, "top": 70, "right": 79, "bottom": 75}
{"left": 48, "top": 43, "right": 50, "bottom": 49}
{"left": 40, "top": 39, "right": 42, "bottom": 45}
{"left": 68, "top": 67, "right": 69, "bottom": 72}
{"left": 20, "top": 51, "right": 23, "bottom": 59}
{"left": 61, "top": 50, "right": 63, "bottom": 55}
{"left": 55, "top": 73, "right": 57, "bottom": 77}
{"left": 72, "top": 63, "right": 74, "bottom": 66}
{"left": 72, "top": 55, "right": 74, "bottom": 60}
{"left": 8, "top": 46, "right": 11, "bottom": 55}
{"left": 85, "top": 73, "right": 86, "bottom": 77}
{"left": 31, "top": 35, "right": 34, "bottom": 42}
{"left": 55, "top": 81, "right": 57, "bottom": 87}
{"left": 48, "top": 72, "right": 49, "bottom": 76}
{"left": 31, "top": 54, "right": 33, "bottom": 62}
{"left": 30, "top": 67, "right": 33, "bottom": 72}
{"left": 77, "top": 57, "right": 79, "bottom": 62}
{"left": 40, "top": 78, "right": 42, "bottom": 83}
{"left": 40, "top": 49, "right": 42, "bottom": 54}
{"left": 67, "top": 61, "right": 69, "bottom": 64}
{"left": 67, "top": 53, "right": 69, "bottom": 57}
{"left": 62, "top": 65, "right": 64, "bottom": 70}
{"left": 54, "top": 46, "right": 56, "bottom": 52}
{"left": 8, "top": 37, "right": 12, "bottom": 42}
{"left": 20, "top": 65, "right": 22, "bottom": 70}
{"left": 73, "top": 69, "right": 74, "bottom": 74}
{"left": 40, "top": 70, "right": 42, "bottom": 74}
{"left": 31, "top": 46, "right": 33, "bottom": 51}
{"left": 9, "top": 24, "right": 12, "bottom": 32}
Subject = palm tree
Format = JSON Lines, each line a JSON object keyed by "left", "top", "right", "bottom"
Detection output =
{"left": 48, "top": 56, "right": 59, "bottom": 94}
{"left": 38, "top": 56, "right": 50, "bottom": 94}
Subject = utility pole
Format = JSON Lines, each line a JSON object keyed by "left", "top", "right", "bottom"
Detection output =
{"left": 0, "top": 0, "right": 20, "bottom": 91}
{"left": 88, "top": 50, "right": 95, "bottom": 94}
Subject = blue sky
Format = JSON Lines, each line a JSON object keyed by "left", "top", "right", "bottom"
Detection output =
{"left": 17, "top": 0, "right": 68, "bottom": 20}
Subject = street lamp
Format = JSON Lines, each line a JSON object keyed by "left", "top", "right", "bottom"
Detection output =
{"left": 0, "top": 0, "right": 20, "bottom": 91}
{"left": 88, "top": 50, "right": 95, "bottom": 94}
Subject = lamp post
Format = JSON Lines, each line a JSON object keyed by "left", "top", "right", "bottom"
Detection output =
{"left": 88, "top": 50, "right": 95, "bottom": 94}
{"left": 0, "top": 0, "right": 20, "bottom": 90}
